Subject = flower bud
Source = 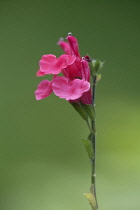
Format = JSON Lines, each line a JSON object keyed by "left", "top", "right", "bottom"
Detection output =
{"left": 91, "top": 59, "right": 104, "bottom": 75}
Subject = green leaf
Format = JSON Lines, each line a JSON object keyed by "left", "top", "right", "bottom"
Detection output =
{"left": 81, "top": 104, "right": 95, "bottom": 120}
{"left": 84, "top": 193, "right": 96, "bottom": 210}
{"left": 71, "top": 103, "right": 88, "bottom": 121}
{"left": 88, "top": 132, "right": 93, "bottom": 140}
{"left": 82, "top": 139, "right": 94, "bottom": 160}
{"left": 84, "top": 184, "right": 97, "bottom": 210}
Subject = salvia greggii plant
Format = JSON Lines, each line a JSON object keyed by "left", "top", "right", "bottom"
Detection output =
{"left": 35, "top": 32, "right": 104, "bottom": 210}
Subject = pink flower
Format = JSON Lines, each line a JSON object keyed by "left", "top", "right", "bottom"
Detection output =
{"left": 52, "top": 77, "right": 90, "bottom": 101}
{"left": 37, "top": 54, "right": 75, "bottom": 75}
{"left": 35, "top": 34, "right": 92, "bottom": 104}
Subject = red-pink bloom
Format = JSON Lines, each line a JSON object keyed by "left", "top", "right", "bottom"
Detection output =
{"left": 35, "top": 34, "right": 92, "bottom": 104}
{"left": 37, "top": 54, "right": 75, "bottom": 75}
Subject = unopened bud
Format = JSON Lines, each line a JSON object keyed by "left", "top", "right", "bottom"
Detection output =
{"left": 89, "top": 59, "right": 104, "bottom": 77}
{"left": 84, "top": 55, "right": 92, "bottom": 62}
{"left": 92, "top": 59, "right": 103, "bottom": 73}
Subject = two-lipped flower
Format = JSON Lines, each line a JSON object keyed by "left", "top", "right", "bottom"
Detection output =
{"left": 35, "top": 34, "right": 92, "bottom": 104}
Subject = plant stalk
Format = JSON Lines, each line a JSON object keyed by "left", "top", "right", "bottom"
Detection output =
{"left": 91, "top": 75, "right": 98, "bottom": 209}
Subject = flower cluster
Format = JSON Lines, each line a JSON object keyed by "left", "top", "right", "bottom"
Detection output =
{"left": 35, "top": 33, "right": 92, "bottom": 104}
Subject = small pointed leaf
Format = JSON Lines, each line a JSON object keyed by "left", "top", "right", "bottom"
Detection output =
{"left": 82, "top": 139, "right": 94, "bottom": 160}
{"left": 88, "top": 132, "right": 93, "bottom": 140}
{"left": 71, "top": 103, "right": 88, "bottom": 121}
{"left": 84, "top": 193, "right": 96, "bottom": 210}
{"left": 81, "top": 104, "right": 95, "bottom": 120}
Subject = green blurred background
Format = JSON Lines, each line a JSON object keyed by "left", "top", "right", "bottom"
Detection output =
{"left": 0, "top": 0, "right": 140, "bottom": 209}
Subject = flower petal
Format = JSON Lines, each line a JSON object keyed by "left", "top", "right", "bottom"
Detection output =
{"left": 39, "top": 54, "right": 75, "bottom": 74}
{"left": 81, "top": 59, "right": 90, "bottom": 81}
{"left": 61, "top": 58, "right": 84, "bottom": 80}
{"left": 36, "top": 69, "right": 46, "bottom": 77}
{"left": 67, "top": 35, "right": 80, "bottom": 58}
{"left": 67, "top": 79, "right": 90, "bottom": 100}
{"left": 80, "top": 89, "right": 92, "bottom": 104}
{"left": 52, "top": 77, "right": 90, "bottom": 101}
{"left": 41, "top": 54, "right": 56, "bottom": 62}
{"left": 35, "top": 80, "right": 53, "bottom": 100}
{"left": 52, "top": 77, "right": 69, "bottom": 98}
{"left": 58, "top": 39, "right": 72, "bottom": 55}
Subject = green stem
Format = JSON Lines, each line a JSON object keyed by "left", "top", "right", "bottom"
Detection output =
{"left": 91, "top": 75, "right": 98, "bottom": 209}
